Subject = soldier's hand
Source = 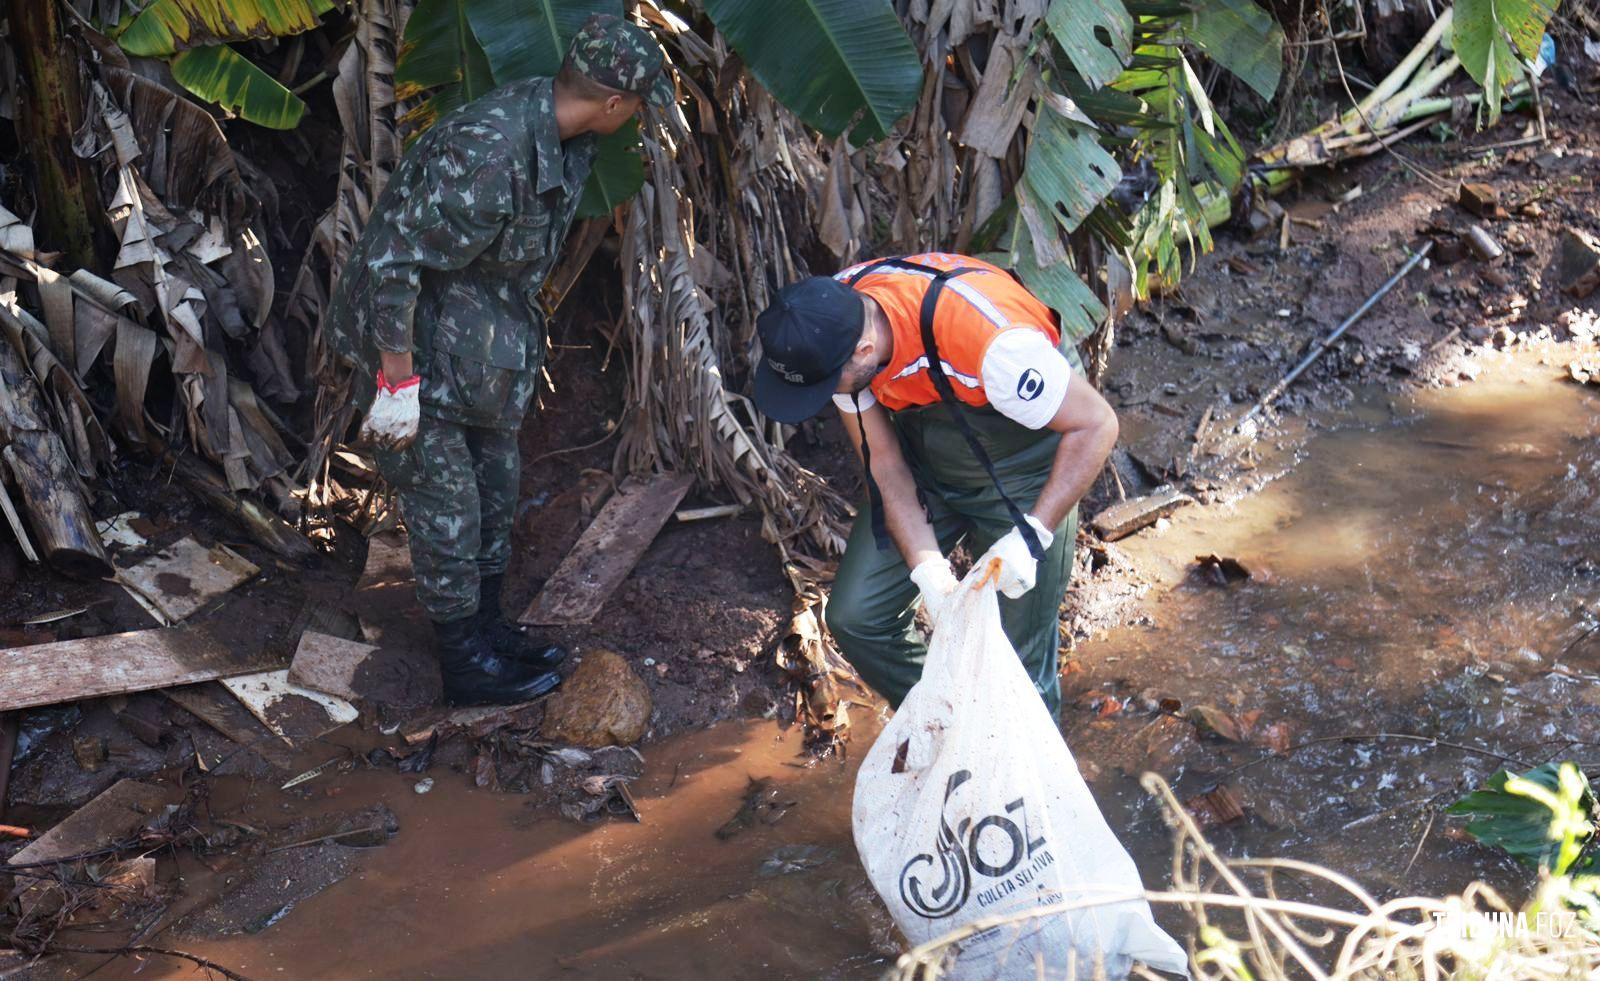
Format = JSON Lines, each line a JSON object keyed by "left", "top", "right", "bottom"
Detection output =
{"left": 359, "top": 369, "right": 421, "bottom": 451}
{"left": 977, "top": 515, "right": 1054, "bottom": 599}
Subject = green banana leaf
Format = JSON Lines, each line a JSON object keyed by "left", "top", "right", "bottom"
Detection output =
{"left": 171, "top": 44, "right": 307, "bottom": 128}
{"left": 1045, "top": 0, "right": 1134, "bottom": 90}
{"left": 1453, "top": 0, "right": 1558, "bottom": 125}
{"left": 119, "top": 0, "right": 334, "bottom": 57}
{"left": 1019, "top": 98, "right": 1122, "bottom": 238}
{"left": 577, "top": 119, "right": 645, "bottom": 218}
{"left": 700, "top": 0, "right": 921, "bottom": 142}
{"left": 395, "top": 0, "right": 497, "bottom": 132}
{"left": 1183, "top": 0, "right": 1284, "bottom": 101}
{"left": 466, "top": 0, "right": 619, "bottom": 83}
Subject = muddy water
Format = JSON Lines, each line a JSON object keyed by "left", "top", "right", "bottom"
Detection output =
{"left": 1070, "top": 347, "right": 1600, "bottom": 905}
{"left": 99, "top": 348, "right": 1600, "bottom": 979}
{"left": 110, "top": 720, "right": 895, "bottom": 981}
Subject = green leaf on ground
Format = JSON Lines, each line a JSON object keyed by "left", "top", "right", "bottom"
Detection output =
{"left": 1448, "top": 761, "right": 1596, "bottom": 874}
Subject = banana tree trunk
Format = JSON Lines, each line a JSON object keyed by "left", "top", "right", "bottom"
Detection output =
{"left": 9, "top": 0, "right": 103, "bottom": 271}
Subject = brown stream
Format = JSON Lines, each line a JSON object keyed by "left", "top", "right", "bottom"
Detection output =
{"left": 94, "top": 346, "right": 1600, "bottom": 980}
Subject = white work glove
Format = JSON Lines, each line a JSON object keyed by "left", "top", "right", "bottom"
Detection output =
{"left": 909, "top": 556, "right": 960, "bottom": 625}
{"left": 358, "top": 369, "right": 421, "bottom": 451}
{"left": 977, "top": 515, "right": 1054, "bottom": 599}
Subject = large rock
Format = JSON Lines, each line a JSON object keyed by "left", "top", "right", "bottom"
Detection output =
{"left": 541, "top": 649, "right": 652, "bottom": 747}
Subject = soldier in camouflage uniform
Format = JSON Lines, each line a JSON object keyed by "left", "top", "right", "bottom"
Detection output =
{"left": 327, "top": 14, "right": 672, "bottom": 706}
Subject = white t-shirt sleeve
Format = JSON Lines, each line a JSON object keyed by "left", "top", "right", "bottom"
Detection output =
{"left": 981, "top": 328, "right": 1071, "bottom": 430}
{"left": 832, "top": 390, "right": 878, "bottom": 413}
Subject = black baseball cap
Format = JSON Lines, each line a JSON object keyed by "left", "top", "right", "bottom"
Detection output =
{"left": 752, "top": 276, "right": 865, "bottom": 424}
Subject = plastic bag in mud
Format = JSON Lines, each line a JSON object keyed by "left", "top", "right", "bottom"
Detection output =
{"left": 852, "top": 562, "right": 1188, "bottom": 980}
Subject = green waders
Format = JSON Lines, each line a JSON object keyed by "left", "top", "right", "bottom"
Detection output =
{"left": 824, "top": 402, "right": 1077, "bottom": 716}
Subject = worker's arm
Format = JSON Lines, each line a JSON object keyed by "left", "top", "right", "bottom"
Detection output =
{"left": 839, "top": 398, "right": 942, "bottom": 569}
{"left": 1028, "top": 375, "right": 1119, "bottom": 529}
{"left": 975, "top": 328, "right": 1117, "bottom": 596}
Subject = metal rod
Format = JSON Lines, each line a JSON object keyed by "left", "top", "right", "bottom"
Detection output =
{"left": 1236, "top": 239, "right": 1434, "bottom": 431}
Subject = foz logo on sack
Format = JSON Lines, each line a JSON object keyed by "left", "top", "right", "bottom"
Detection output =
{"left": 898, "top": 770, "right": 1055, "bottom": 919}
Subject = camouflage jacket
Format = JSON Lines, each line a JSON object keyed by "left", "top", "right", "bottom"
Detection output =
{"left": 327, "top": 77, "right": 597, "bottom": 377}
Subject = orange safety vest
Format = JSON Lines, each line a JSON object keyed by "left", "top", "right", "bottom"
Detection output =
{"left": 836, "top": 252, "right": 1061, "bottom": 412}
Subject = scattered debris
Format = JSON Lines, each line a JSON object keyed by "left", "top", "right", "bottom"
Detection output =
{"left": 220, "top": 670, "right": 358, "bottom": 746}
{"left": 1194, "top": 554, "right": 1255, "bottom": 585}
{"left": 1568, "top": 352, "right": 1600, "bottom": 386}
{"left": 286, "top": 630, "right": 383, "bottom": 703}
{"left": 715, "top": 777, "right": 797, "bottom": 840}
{"left": 280, "top": 756, "right": 346, "bottom": 791}
{"left": 758, "top": 844, "right": 834, "bottom": 877}
{"left": 675, "top": 504, "right": 742, "bottom": 522}
{"left": 520, "top": 472, "right": 695, "bottom": 625}
{"left": 541, "top": 649, "right": 653, "bottom": 748}
{"left": 400, "top": 699, "right": 547, "bottom": 746}
{"left": 1, "top": 625, "right": 279, "bottom": 712}
{"left": 412, "top": 777, "right": 434, "bottom": 795}
{"left": 1464, "top": 223, "right": 1504, "bottom": 262}
{"left": 1091, "top": 486, "right": 1194, "bottom": 541}
{"left": 1187, "top": 705, "right": 1245, "bottom": 742}
{"left": 1457, "top": 182, "right": 1505, "bottom": 219}
{"left": 1557, "top": 228, "right": 1600, "bottom": 299}
{"left": 6, "top": 779, "right": 175, "bottom": 913}
{"left": 116, "top": 538, "right": 258, "bottom": 625}
{"left": 1184, "top": 785, "right": 1246, "bottom": 829}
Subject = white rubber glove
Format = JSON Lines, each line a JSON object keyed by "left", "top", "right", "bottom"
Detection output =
{"left": 358, "top": 369, "right": 421, "bottom": 451}
{"left": 909, "top": 556, "right": 960, "bottom": 625}
{"left": 977, "top": 515, "right": 1054, "bottom": 599}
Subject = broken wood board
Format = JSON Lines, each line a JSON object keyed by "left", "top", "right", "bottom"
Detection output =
{"left": 221, "top": 670, "right": 358, "bottom": 746}
{"left": 402, "top": 700, "right": 547, "bottom": 746}
{"left": 164, "top": 683, "right": 298, "bottom": 771}
{"left": 0, "top": 625, "right": 281, "bottom": 712}
{"left": 287, "top": 631, "right": 382, "bottom": 703}
{"left": 520, "top": 472, "right": 694, "bottom": 625}
{"left": 1090, "top": 486, "right": 1194, "bottom": 541}
{"left": 116, "top": 537, "right": 258, "bottom": 625}
{"left": 6, "top": 779, "right": 175, "bottom": 910}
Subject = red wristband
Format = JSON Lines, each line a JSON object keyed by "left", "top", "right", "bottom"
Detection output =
{"left": 376, "top": 369, "right": 420, "bottom": 394}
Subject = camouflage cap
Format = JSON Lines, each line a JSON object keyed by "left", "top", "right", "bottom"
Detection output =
{"left": 566, "top": 13, "right": 673, "bottom": 108}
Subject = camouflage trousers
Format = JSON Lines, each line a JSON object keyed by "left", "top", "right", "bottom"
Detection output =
{"left": 374, "top": 351, "right": 537, "bottom": 623}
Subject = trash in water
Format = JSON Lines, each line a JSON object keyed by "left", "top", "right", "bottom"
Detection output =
{"left": 757, "top": 844, "right": 835, "bottom": 878}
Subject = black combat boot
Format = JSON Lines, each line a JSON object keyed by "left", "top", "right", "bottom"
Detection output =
{"left": 432, "top": 616, "right": 562, "bottom": 706}
{"left": 478, "top": 573, "right": 567, "bottom": 669}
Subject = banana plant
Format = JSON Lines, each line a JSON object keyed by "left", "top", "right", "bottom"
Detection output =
{"left": 395, "top": 0, "right": 926, "bottom": 216}
{"left": 115, "top": 0, "right": 335, "bottom": 129}
{"left": 1453, "top": 0, "right": 1560, "bottom": 125}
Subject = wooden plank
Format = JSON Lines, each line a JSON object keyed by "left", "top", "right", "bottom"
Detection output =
{"left": 220, "top": 670, "right": 358, "bottom": 746}
{"left": 519, "top": 472, "right": 694, "bottom": 626}
{"left": 401, "top": 699, "right": 548, "bottom": 746}
{"left": 164, "top": 683, "right": 297, "bottom": 771}
{"left": 287, "top": 630, "right": 381, "bottom": 702}
{"left": 0, "top": 624, "right": 280, "bottom": 712}
{"left": 116, "top": 537, "right": 258, "bottom": 625}
{"left": 8, "top": 779, "right": 173, "bottom": 867}
{"left": 1090, "top": 486, "right": 1194, "bottom": 542}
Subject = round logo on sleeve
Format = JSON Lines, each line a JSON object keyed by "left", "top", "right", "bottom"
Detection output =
{"left": 1016, "top": 368, "right": 1045, "bottom": 401}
